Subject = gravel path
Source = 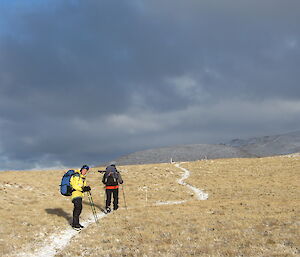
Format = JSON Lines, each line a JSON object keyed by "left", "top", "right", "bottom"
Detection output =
{"left": 175, "top": 163, "right": 209, "bottom": 200}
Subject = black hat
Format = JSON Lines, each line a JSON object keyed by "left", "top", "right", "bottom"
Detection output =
{"left": 81, "top": 165, "right": 89, "bottom": 170}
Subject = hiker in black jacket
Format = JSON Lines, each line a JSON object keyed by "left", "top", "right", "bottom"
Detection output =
{"left": 102, "top": 164, "right": 123, "bottom": 213}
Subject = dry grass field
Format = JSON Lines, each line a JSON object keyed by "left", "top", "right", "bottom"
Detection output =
{"left": 0, "top": 155, "right": 299, "bottom": 256}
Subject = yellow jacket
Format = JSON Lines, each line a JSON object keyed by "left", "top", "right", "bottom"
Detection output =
{"left": 70, "top": 170, "right": 87, "bottom": 200}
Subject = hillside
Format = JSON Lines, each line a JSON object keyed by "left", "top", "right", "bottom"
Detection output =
{"left": 114, "top": 144, "right": 255, "bottom": 165}
{"left": 112, "top": 131, "right": 300, "bottom": 165}
{"left": 1, "top": 155, "right": 299, "bottom": 256}
{"left": 226, "top": 130, "right": 300, "bottom": 157}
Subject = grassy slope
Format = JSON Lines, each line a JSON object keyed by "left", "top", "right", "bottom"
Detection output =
{"left": 0, "top": 156, "right": 299, "bottom": 256}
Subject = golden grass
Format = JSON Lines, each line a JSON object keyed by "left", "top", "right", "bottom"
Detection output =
{"left": 0, "top": 156, "right": 299, "bottom": 256}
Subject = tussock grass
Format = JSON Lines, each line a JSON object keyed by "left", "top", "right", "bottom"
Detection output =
{"left": 0, "top": 156, "right": 299, "bottom": 256}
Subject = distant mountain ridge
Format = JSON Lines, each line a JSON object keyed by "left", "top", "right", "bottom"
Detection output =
{"left": 114, "top": 144, "right": 255, "bottom": 165}
{"left": 226, "top": 130, "right": 300, "bottom": 157}
{"left": 111, "top": 130, "right": 300, "bottom": 165}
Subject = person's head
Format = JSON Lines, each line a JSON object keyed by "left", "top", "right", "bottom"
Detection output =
{"left": 80, "top": 165, "right": 89, "bottom": 175}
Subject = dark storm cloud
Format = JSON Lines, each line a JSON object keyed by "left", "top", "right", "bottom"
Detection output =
{"left": 0, "top": 0, "right": 300, "bottom": 170}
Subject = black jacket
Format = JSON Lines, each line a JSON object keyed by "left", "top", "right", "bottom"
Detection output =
{"left": 102, "top": 165, "right": 123, "bottom": 186}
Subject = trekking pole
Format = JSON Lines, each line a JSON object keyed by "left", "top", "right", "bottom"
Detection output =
{"left": 121, "top": 184, "right": 127, "bottom": 210}
{"left": 87, "top": 192, "right": 95, "bottom": 220}
{"left": 87, "top": 191, "right": 99, "bottom": 223}
{"left": 90, "top": 192, "right": 99, "bottom": 223}
{"left": 89, "top": 192, "right": 98, "bottom": 223}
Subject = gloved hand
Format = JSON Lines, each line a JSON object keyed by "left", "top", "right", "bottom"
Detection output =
{"left": 83, "top": 186, "right": 91, "bottom": 192}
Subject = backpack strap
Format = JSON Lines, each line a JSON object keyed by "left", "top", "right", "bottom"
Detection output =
{"left": 70, "top": 172, "right": 81, "bottom": 191}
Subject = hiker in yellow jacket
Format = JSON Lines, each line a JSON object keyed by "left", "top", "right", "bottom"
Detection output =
{"left": 70, "top": 165, "right": 91, "bottom": 230}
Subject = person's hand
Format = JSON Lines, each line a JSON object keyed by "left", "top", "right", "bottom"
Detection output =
{"left": 83, "top": 186, "right": 91, "bottom": 192}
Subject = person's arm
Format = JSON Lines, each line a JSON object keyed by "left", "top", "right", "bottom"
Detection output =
{"left": 118, "top": 172, "right": 123, "bottom": 184}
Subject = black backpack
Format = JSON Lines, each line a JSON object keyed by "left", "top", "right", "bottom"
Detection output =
{"left": 103, "top": 165, "right": 122, "bottom": 185}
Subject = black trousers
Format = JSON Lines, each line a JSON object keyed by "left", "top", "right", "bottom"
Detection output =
{"left": 106, "top": 188, "right": 119, "bottom": 210}
{"left": 72, "top": 197, "right": 82, "bottom": 226}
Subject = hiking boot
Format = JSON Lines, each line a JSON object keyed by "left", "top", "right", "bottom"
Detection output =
{"left": 105, "top": 207, "right": 111, "bottom": 214}
{"left": 72, "top": 224, "right": 81, "bottom": 231}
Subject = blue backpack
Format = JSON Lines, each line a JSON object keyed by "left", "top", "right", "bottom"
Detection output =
{"left": 60, "top": 170, "right": 80, "bottom": 196}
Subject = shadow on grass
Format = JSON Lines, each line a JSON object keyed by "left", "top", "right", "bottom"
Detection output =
{"left": 83, "top": 200, "right": 106, "bottom": 213}
{"left": 45, "top": 208, "right": 72, "bottom": 224}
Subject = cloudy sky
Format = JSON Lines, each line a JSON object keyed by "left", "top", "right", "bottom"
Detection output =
{"left": 0, "top": 0, "right": 299, "bottom": 170}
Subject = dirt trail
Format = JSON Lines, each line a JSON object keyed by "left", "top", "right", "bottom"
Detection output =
{"left": 175, "top": 163, "right": 209, "bottom": 200}
{"left": 15, "top": 213, "right": 106, "bottom": 257}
